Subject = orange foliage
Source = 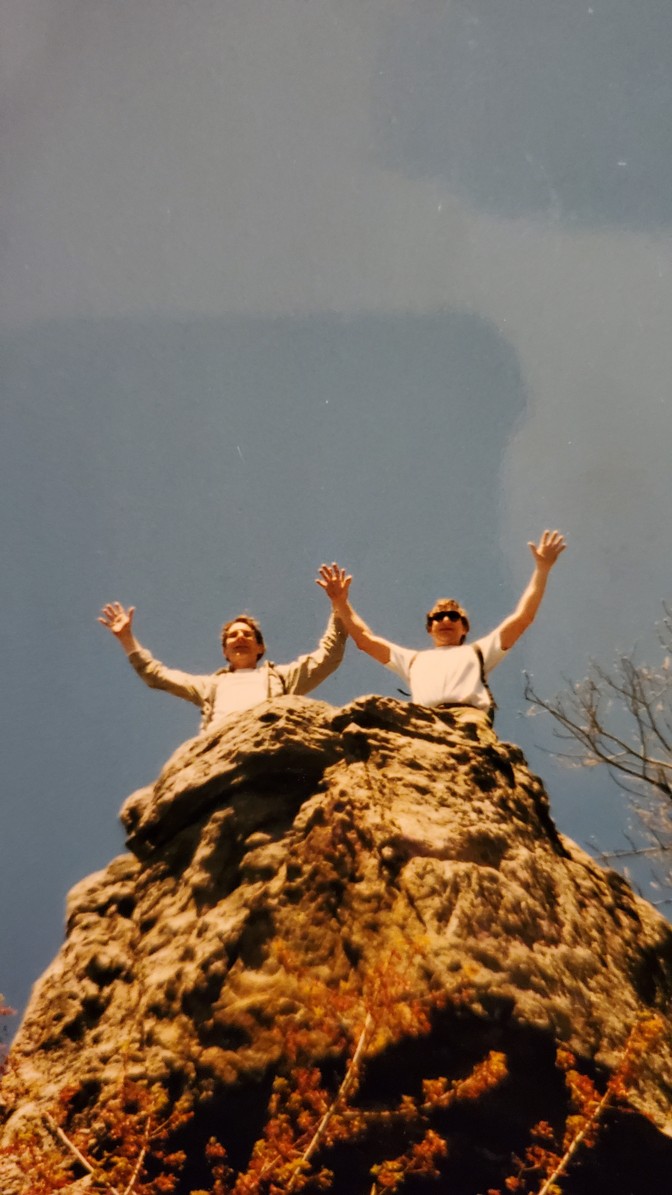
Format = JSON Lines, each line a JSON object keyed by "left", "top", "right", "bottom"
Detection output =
{"left": 0, "top": 1063, "right": 191, "bottom": 1193}
{"left": 498, "top": 1014, "right": 666, "bottom": 1195}
{"left": 5, "top": 962, "right": 661, "bottom": 1193}
{"left": 193, "top": 948, "right": 509, "bottom": 1194}
{"left": 0, "top": 995, "right": 14, "bottom": 1081}
{"left": 0, "top": 948, "right": 508, "bottom": 1193}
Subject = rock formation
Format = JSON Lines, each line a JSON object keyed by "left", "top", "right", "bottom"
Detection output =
{"left": 2, "top": 695, "right": 672, "bottom": 1193}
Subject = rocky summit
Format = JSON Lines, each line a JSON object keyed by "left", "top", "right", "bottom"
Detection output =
{"left": 2, "top": 695, "right": 672, "bottom": 1193}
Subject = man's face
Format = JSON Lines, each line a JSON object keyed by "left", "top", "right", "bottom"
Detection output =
{"left": 223, "top": 621, "right": 263, "bottom": 670}
{"left": 427, "top": 610, "right": 467, "bottom": 648}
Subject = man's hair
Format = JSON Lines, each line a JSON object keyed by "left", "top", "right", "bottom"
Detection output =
{"left": 426, "top": 598, "right": 470, "bottom": 638}
{"left": 220, "top": 614, "right": 266, "bottom": 660}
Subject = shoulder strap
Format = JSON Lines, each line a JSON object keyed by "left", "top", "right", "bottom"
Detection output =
{"left": 267, "top": 661, "right": 289, "bottom": 694}
{"left": 474, "top": 645, "right": 497, "bottom": 726}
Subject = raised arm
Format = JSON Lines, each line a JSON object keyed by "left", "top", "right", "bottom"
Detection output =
{"left": 497, "top": 530, "right": 566, "bottom": 651}
{"left": 98, "top": 602, "right": 140, "bottom": 656}
{"left": 315, "top": 563, "right": 391, "bottom": 665}
{"left": 98, "top": 601, "right": 208, "bottom": 708}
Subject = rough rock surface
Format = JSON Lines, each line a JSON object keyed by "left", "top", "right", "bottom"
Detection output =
{"left": 2, "top": 695, "right": 672, "bottom": 1192}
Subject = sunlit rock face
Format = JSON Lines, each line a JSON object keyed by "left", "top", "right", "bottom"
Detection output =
{"left": 2, "top": 696, "right": 672, "bottom": 1192}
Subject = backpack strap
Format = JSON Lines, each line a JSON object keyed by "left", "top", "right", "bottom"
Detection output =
{"left": 474, "top": 645, "right": 497, "bottom": 726}
{"left": 267, "top": 661, "right": 289, "bottom": 694}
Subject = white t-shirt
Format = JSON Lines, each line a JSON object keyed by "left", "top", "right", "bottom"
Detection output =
{"left": 384, "top": 628, "right": 506, "bottom": 710}
{"left": 210, "top": 669, "right": 268, "bottom": 723}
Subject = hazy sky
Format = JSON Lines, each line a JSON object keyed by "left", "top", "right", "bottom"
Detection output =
{"left": 3, "top": 0, "right": 672, "bottom": 1023}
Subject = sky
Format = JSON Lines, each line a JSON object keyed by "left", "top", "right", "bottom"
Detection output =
{"left": 3, "top": 0, "right": 672, "bottom": 1025}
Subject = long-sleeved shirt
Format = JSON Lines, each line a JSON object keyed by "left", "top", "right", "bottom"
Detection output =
{"left": 127, "top": 613, "right": 347, "bottom": 733}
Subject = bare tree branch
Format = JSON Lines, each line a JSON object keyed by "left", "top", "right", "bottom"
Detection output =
{"left": 524, "top": 646, "right": 672, "bottom": 802}
{"left": 524, "top": 620, "right": 672, "bottom": 904}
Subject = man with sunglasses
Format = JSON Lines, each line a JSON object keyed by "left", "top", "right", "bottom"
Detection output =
{"left": 317, "top": 530, "right": 566, "bottom": 737}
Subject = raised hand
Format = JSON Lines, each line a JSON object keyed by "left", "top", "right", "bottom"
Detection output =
{"left": 98, "top": 602, "right": 138, "bottom": 653}
{"left": 315, "top": 562, "right": 352, "bottom": 608}
{"left": 99, "top": 601, "right": 135, "bottom": 635}
{"left": 528, "top": 529, "right": 566, "bottom": 570}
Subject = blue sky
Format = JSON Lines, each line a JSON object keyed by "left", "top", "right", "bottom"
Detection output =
{"left": 3, "top": 0, "right": 672, "bottom": 1024}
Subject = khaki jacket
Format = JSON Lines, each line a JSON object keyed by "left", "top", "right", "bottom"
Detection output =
{"left": 128, "top": 613, "right": 346, "bottom": 732}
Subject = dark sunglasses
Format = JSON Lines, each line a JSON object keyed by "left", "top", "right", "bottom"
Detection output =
{"left": 429, "top": 610, "right": 463, "bottom": 624}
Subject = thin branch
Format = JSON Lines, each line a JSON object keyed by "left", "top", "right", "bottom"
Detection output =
{"left": 536, "top": 1014, "right": 664, "bottom": 1195}
{"left": 525, "top": 673, "right": 672, "bottom": 797}
{"left": 595, "top": 844, "right": 669, "bottom": 862}
{"left": 577, "top": 715, "right": 672, "bottom": 778}
{"left": 286, "top": 1012, "right": 373, "bottom": 1193}
{"left": 121, "top": 1119, "right": 150, "bottom": 1195}
{"left": 42, "top": 1111, "right": 122, "bottom": 1195}
{"left": 535, "top": 1086, "right": 613, "bottom": 1195}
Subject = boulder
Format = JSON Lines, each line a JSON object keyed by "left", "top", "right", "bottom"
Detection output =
{"left": 2, "top": 696, "right": 671, "bottom": 1192}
